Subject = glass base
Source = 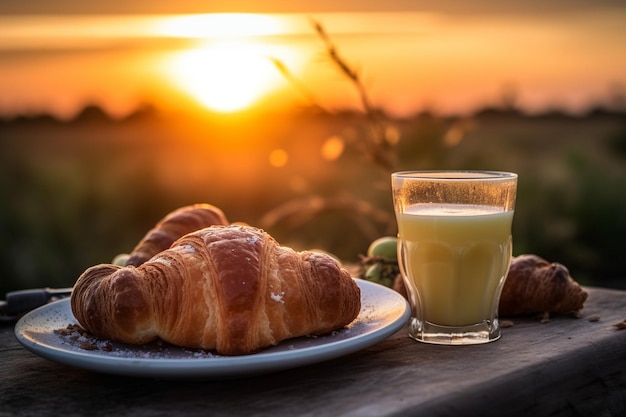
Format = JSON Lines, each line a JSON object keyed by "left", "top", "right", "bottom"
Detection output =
{"left": 408, "top": 317, "right": 501, "bottom": 345}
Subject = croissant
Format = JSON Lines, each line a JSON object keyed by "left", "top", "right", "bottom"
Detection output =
{"left": 71, "top": 225, "right": 361, "bottom": 355}
{"left": 390, "top": 254, "right": 587, "bottom": 317}
{"left": 125, "top": 203, "right": 229, "bottom": 267}
{"left": 498, "top": 254, "right": 587, "bottom": 316}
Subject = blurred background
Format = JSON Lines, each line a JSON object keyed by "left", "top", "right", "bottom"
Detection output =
{"left": 1, "top": 0, "right": 625, "bottom": 295}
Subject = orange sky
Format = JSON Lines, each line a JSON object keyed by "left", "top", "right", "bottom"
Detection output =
{"left": 2, "top": 0, "right": 624, "bottom": 15}
{"left": 0, "top": 7, "right": 625, "bottom": 119}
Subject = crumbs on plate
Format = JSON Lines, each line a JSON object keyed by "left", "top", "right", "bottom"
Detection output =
{"left": 53, "top": 323, "right": 218, "bottom": 359}
{"left": 54, "top": 324, "right": 113, "bottom": 351}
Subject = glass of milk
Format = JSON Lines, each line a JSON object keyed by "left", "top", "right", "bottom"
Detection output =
{"left": 392, "top": 171, "right": 517, "bottom": 344}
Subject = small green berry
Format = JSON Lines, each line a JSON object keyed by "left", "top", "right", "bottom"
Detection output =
{"left": 365, "top": 262, "right": 383, "bottom": 282}
{"left": 367, "top": 236, "right": 398, "bottom": 260}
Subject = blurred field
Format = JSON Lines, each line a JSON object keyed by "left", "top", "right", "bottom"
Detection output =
{"left": 1, "top": 105, "right": 625, "bottom": 295}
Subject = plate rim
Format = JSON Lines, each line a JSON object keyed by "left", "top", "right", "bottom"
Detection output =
{"left": 15, "top": 278, "right": 410, "bottom": 379}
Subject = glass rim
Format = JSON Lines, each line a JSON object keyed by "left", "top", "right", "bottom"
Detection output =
{"left": 392, "top": 170, "right": 517, "bottom": 181}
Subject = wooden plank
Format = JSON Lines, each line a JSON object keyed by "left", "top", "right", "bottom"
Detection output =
{"left": 1, "top": 287, "right": 625, "bottom": 416}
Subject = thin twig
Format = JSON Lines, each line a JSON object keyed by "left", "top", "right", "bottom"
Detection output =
{"left": 310, "top": 19, "right": 374, "bottom": 115}
{"left": 269, "top": 57, "right": 327, "bottom": 112}
{"left": 309, "top": 18, "right": 397, "bottom": 173}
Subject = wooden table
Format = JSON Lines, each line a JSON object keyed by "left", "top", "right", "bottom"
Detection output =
{"left": 1, "top": 287, "right": 625, "bottom": 417}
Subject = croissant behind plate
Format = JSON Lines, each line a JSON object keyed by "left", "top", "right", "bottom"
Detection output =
{"left": 71, "top": 225, "right": 361, "bottom": 355}
{"left": 124, "top": 203, "right": 229, "bottom": 267}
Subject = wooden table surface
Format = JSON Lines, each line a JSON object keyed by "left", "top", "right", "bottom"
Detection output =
{"left": 1, "top": 286, "right": 625, "bottom": 417}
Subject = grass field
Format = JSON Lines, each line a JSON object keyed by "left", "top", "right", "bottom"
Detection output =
{"left": 1, "top": 106, "right": 625, "bottom": 295}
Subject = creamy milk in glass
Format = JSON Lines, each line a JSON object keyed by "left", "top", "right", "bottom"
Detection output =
{"left": 397, "top": 203, "right": 513, "bottom": 327}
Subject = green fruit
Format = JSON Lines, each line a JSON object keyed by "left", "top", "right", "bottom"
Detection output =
{"left": 367, "top": 237, "right": 398, "bottom": 260}
{"left": 365, "top": 262, "right": 383, "bottom": 282}
{"left": 112, "top": 253, "right": 130, "bottom": 266}
{"left": 364, "top": 262, "right": 397, "bottom": 288}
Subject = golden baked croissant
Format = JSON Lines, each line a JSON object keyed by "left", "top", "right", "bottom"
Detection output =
{"left": 71, "top": 225, "right": 361, "bottom": 355}
{"left": 125, "top": 203, "right": 229, "bottom": 267}
{"left": 498, "top": 254, "right": 587, "bottom": 316}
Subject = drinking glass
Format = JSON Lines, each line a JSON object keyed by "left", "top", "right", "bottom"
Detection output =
{"left": 392, "top": 170, "right": 517, "bottom": 345}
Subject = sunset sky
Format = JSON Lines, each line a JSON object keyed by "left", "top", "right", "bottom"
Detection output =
{"left": 1, "top": 0, "right": 625, "bottom": 119}
{"left": 2, "top": 0, "right": 624, "bottom": 15}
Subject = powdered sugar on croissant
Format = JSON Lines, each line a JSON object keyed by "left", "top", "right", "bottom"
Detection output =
{"left": 71, "top": 225, "right": 361, "bottom": 355}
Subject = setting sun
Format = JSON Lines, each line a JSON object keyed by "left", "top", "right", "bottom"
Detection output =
{"left": 156, "top": 14, "right": 302, "bottom": 113}
{"left": 167, "top": 41, "right": 285, "bottom": 112}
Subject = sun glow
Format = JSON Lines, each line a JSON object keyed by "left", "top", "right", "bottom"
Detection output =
{"left": 167, "top": 41, "right": 286, "bottom": 112}
{"left": 157, "top": 14, "right": 302, "bottom": 113}
{"left": 155, "top": 13, "right": 289, "bottom": 39}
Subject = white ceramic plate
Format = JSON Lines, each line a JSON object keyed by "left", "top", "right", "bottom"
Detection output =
{"left": 15, "top": 279, "right": 410, "bottom": 380}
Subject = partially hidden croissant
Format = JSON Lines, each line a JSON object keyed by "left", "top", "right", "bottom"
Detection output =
{"left": 125, "top": 203, "right": 229, "bottom": 267}
{"left": 390, "top": 253, "right": 587, "bottom": 317}
{"left": 498, "top": 254, "right": 587, "bottom": 316}
{"left": 71, "top": 225, "right": 361, "bottom": 355}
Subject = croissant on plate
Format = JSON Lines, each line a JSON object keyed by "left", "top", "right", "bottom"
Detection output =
{"left": 125, "top": 203, "right": 229, "bottom": 267}
{"left": 71, "top": 225, "right": 361, "bottom": 355}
